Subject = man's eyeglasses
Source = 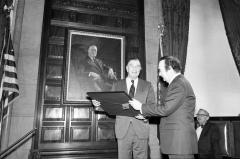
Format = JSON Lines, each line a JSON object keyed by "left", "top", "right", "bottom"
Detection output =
{"left": 196, "top": 114, "right": 209, "bottom": 117}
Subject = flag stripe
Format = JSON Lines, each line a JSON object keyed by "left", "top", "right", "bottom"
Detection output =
{"left": 4, "top": 71, "right": 17, "bottom": 78}
{"left": 3, "top": 80, "right": 19, "bottom": 86}
{"left": 3, "top": 83, "right": 19, "bottom": 90}
{"left": 6, "top": 91, "right": 18, "bottom": 104}
{"left": 4, "top": 65, "right": 17, "bottom": 72}
{"left": 4, "top": 53, "right": 15, "bottom": 61}
{"left": 4, "top": 59, "right": 16, "bottom": 67}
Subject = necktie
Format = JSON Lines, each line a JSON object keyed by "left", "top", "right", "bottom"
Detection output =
{"left": 129, "top": 80, "right": 135, "bottom": 98}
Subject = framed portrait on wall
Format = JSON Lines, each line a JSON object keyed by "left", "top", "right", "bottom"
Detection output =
{"left": 65, "top": 30, "right": 125, "bottom": 102}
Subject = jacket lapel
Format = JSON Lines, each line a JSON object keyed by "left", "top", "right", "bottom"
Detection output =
{"left": 87, "top": 58, "right": 102, "bottom": 73}
{"left": 122, "top": 79, "right": 128, "bottom": 93}
{"left": 169, "top": 74, "right": 182, "bottom": 85}
{"left": 135, "top": 79, "right": 144, "bottom": 98}
{"left": 166, "top": 74, "right": 182, "bottom": 92}
{"left": 199, "top": 122, "right": 210, "bottom": 139}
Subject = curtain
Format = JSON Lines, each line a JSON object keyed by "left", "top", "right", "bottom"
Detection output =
{"left": 219, "top": 0, "right": 240, "bottom": 76}
{"left": 161, "top": 0, "right": 190, "bottom": 73}
{"left": 157, "top": 0, "right": 190, "bottom": 107}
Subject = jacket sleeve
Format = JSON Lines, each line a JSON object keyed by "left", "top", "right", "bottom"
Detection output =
{"left": 142, "top": 82, "right": 185, "bottom": 117}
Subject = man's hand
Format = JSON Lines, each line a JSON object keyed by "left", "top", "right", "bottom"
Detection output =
{"left": 135, "top": 114, "right": 146, "bottom": 120}
{"left": 108, "top": 68, "right": 117, "bottom": 80}
{"left": 91, "top": 100, "right": 102, "bottom": 111}
{"left": 89, "top": 72, "right": 101, "bottom": 80}
{"left": 92, "top": 100, "right": 101, "bottom": 106}
{"left": 129, "top": 98, "right": 142, "bottom": 111}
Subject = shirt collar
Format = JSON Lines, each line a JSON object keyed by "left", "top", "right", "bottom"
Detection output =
{"left": 126, "top": 77, "right": 138, "bottom": 87}
{"left": 169, "top": 73, "right": 181, "bottom": 84}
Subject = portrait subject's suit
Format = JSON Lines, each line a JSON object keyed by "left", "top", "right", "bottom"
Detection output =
{"left": 142, "top": 75, "right": 198, "bottom": 155}
{"left": 112, "top": 78, "right": 155, "bottom": 158}
{"left": 84, "top": 56, "right": 114, "bottom": 91}
{"left": 85, "top": 56, "right": 108, "bottom": 79}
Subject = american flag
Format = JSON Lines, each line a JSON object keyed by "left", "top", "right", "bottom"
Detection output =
{"left": 0, "top": 35, "right": 19, "bottom": 118}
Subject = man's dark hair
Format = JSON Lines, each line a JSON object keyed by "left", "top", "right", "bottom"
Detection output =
{"left": 127, "top": 57, "right": 141, "bottom": 66}
{"left": 160, "top": 56, "right": 182, "bottom": 73}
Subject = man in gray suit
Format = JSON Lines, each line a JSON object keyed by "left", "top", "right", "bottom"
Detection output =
{"left": 130, "top": 56, "right": 198, "bottom": 159}
{"left": 92, "top": 58, "right": 156, "bottom": 159}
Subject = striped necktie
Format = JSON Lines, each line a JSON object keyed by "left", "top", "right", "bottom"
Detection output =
{"left": 129, "top": 80, "right": 135, "bottom": 98}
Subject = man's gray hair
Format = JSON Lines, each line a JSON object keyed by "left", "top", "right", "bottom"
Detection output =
{"left": 198, "top": 108, "right": 210, "bottom": 116}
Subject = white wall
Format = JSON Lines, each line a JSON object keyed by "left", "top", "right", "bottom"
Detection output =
{"left": 185, "top": 0, "right": 240, "bottom": 116}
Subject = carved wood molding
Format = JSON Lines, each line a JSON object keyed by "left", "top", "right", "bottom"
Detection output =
{"left": 52, "top": 0, "right": 137, "bottom": 19}
{"left": 51, "top": 19, "right": 137, "bottom": 35}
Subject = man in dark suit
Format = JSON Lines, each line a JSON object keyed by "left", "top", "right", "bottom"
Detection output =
{"left": 195, "top": 109, "right": 221, "bottom": 159}
{"left": 130, "top": 56, "right": 198, "bottom": 159}
{"left": 92, "top": 58, "right": 157, "bottom": 159}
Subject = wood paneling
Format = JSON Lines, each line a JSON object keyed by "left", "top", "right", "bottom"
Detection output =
{"left": 32, "top": 0, "right": 145, "bottom": 158}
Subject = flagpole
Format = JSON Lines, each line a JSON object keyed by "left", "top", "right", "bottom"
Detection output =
{"left": 0, "top": 93, "right": 4, "bottom": 150}
{"left": 157, "top": 24, "right": 165, "bottom": 105}
{"left": 0, "top": 29, "right": 7, "bottom": 68}
{"left": 158, "top": 24, "right": 164, "bottom": 57}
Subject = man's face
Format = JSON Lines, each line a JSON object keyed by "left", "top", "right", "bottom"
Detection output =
{"left": 158, "top": 60, "right": 169, "bottom": 83}
{"left": 196, "top": 110, "right": 209, "bottom": 125}
{"left": 126, "top": 59, "right": 141, "bottom": 79}
{"left": 88, "top": 46, "right": 97, "bottom": 59}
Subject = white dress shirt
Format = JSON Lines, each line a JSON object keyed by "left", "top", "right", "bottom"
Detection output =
{"left": 126, "top": 77, "right": 138, "bottom": 95}
{"left": 196, "top": 126, "right": 203, "bottom": 140}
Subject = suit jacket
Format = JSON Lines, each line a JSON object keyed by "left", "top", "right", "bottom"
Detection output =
{"left": 85, "top": 57, "right": 108, "bottom": 79}
{"left": 142, "top": 74, "right": 198, "bottom": 154}
{"left": 197, "top": 122, "right": 221, "bottom": 159}
{"left": 112, "top": 78, "right": 155, "bottom": 139}
{"left": 84, "top": 56, "right": 115, "bottom": 91}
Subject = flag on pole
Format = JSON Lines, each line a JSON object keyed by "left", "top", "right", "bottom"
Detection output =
{"left": 157, "top": 39, "right": 162, "bottom": 105}
{"left": 157, "top": 24, "right": 167, "bottom": 105}
{"left": 0, "top": 35, "right": 19, "bottom": 118}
